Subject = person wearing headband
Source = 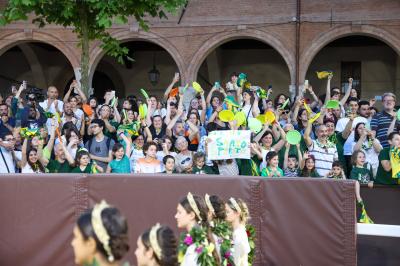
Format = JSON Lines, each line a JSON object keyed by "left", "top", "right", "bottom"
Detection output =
{"left": 225, "top": 197, "right": 251, "bottom": 266}
{"left": 205, "top": 194, "right": 234, "bottom": 266}
{"left": 71, "top": 200, "right": 130, "bottom": 266}
{"left": 135, "top": 223, "right": 178, "bottom": 266}
{"left": 175, "top": 192, "right": 219, "bottom": 265}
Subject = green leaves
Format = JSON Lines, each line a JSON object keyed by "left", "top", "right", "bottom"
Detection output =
{"left": 0, "top": 0, "right": 187, "bottom": 96}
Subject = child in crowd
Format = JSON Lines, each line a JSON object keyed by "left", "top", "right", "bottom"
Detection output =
{"left": 106, "top": 132, "right": 131, "bottom": 173}
{"left": 71, "top": 149, "right": 103, "bottom": 173}
{"left": 162, "top": 155, "right": 176, "bottom": 174}
{"left": 192, "top": 152, "right": 217, "bottom": 174}
{"left": 326, "top": 160, "right": 346, "bottom": 179}
{"left": 135, "top": 141, "right": 162, "bottom": 173}
{"left": 350, "top": 150, "right": 374, "bottom": 188}
{"left": 299, "top": 152, "right": 320, "bottom": 177}
{"left": 261, "top": 151, "right": 284, "bottom": 177}
{"left": 390, "top": 134, "right": 400, "bottom": 179}
{"left": 283, "top": 143, "right": 302, "bottom": 177}
{"left": 350, "top": 150, "right": 376, "bottom": 223}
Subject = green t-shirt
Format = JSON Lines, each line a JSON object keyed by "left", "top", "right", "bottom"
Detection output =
{"left": 71, "top": 163, "right": 93, "bottom": 173}
{"left": 104, "top": 120, "right": 120, "bottom": 139}
{"left": 350, "top": 164, "right": 373, "bottom": 184}
{"left": 261, "top": 166, "right": 284, "bottom": 177}
{"left": 298, "top": 169, "right": 320, "bottom": 178}
{"left": 109, "top": 155, "right": 130, "bottom": 173}
{"left": 47, "top": 159, "right": 73, "bottom": 173}
{"left": 376, "top": 147, "right": 399, "bottom": 185}
{"left": 192, "top": 165, "right": 218, "bottom": 175}
{"left": 237, "top": 156, "right": 261, "bottom": 176}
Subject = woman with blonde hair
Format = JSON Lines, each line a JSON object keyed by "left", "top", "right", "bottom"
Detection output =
{"left": 225, "top": 197, "right": 251, "bottom": 266}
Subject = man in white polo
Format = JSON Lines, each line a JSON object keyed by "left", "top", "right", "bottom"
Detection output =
{"left": 304, "top": 122, "right": 338, "bottom": 176}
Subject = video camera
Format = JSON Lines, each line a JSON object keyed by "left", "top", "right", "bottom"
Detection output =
{"left": 25, "top": 87, "right": 45, "bottom": 102}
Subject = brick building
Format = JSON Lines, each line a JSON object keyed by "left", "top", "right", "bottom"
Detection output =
{"left": 0, "top": 0, "right": 399, "bottom": 103}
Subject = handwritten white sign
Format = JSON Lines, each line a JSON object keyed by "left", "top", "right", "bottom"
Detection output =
{"left": 207, "top": 130, "right": 251, "bottom": 160}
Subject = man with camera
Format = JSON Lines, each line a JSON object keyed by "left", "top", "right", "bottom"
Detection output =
{"left": 14, "top": 82, "right": 47, "bottom": 129}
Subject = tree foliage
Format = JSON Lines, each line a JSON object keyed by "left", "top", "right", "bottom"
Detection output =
{"left": 0, "top": 0, "right": 186, "bottom": 95}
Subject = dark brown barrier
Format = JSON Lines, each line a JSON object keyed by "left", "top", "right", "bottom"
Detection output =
{"left": 0, "top": 174, "right": 357, "bottom": 266}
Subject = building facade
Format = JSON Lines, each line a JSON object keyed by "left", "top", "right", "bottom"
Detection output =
{"left": 0, "top": 0, "right": 399, "bottom": 101}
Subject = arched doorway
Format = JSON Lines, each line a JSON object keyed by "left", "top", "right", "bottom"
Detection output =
{"left": 305, "top": 35, "right": 399, "bottom": 100}
{"left": 196, "top": 38, "right": 292, "bottom": 96}
{"left": 0, "top": 42, "right": 74, "bottom": 98}
{"left": 91, "top": 41, "right": 180, "bottom": 100}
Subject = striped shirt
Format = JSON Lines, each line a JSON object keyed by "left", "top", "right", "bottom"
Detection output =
{"left": 308, "top": 140, "right": 338, "bottom": 177}
{"left": 370, "top": 111, "right": 400, "bottom": 148}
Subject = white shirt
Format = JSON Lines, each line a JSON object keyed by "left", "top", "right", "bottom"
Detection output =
{"left": 308, "top": 140, "right": 338, "bottom": 176}
{"left": 351, "top": 139, "right": 381, "bottom": 176}
{"left": 153, "top": 108, "right": 167, "bottom": 118}
{"left": 241, "top": 104, "right": 259, "bottom": 120}
{"left": 40, "top": 99, "right": 64, "bottom": 131}
{"left": 74, "top": 108, "right": 84, "bottom": 121}
{"left": 260, "top": 147, "right": 274, "bottom": 171}
{"left": 335, "top": 116, "right": 369, "bottom": 133}
{"left": 233, "top": 225, "right": 251, "bottom": 266}
{"left": 0, "top": 148, "right": 20, "bottom": 173}
{"left": 181, "top": 244, "right": 199, "bottom": 266}
{"left": 129, "top": 148, "right": 144, "bottom": 173}
{"left": 39, "top": 99, "right": 64, "bottom": 114}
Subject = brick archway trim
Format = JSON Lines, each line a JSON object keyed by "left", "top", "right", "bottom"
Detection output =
{"left": 0, "top": 30, "right": 80, "bottom": 69}
{"left": 186, "top": 28, "right": 295, "bottom": 85}
{"left": 88, "top": 29, "right": 186, "bottom": 86}
{"left": 299, "top": 24, "right": 400, "bottom": 83}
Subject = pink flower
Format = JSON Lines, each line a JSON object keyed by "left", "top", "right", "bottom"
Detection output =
{"left": 184, "top": 235, "right": 193, "bottom": 245}
{"left": 195, "top": 246, "right": 203, "bottom": 253}
{"left": 224, "top": 251, "right": 231, "bottom": 258}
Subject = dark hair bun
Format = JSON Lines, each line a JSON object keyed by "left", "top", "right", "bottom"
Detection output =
{"left": 101, "top": 208, "right": 130, "bottom": 260}
{"left": 210, "top": 195, "right": 226, "bottom": 221}
{"left": 158, "top": 226, "right": 178, "bottom": 266}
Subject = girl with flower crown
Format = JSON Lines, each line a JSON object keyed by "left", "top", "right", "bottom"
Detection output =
{"left": 225, "top": 198, "right": 251, "bottom": 266}
{"left": 135, "top": 223, "right": 178, "bottom": 266}
{"left": 204, "top": 194, "right": 235, "bottom": 266}
{"left": 71, "top": 200, "right": 130, "bottom": 266}
{"left": 175, "top": 192, "right": 220, "bottom": 266}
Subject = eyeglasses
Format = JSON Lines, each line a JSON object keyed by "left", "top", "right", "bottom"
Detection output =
{"left": 281, "top": 111, "right": 289, "bottom": 114}
{"left": 383, "top": 99, "right": 395, "bottom": 103}
{"left": 4, "top": 138, "right": 15, "bottom": 141}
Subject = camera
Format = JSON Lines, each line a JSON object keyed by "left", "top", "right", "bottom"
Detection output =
{"left": 25, "top": 87, "right": 45, "bottom": 102}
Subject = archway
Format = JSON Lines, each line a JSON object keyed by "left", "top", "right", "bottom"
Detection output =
{"left": 304, "top": 35, "right": 399, "bottom": 100}
{"left": 91, "top": 40, "right": 180, "bottom": 100}
{"left": 196, "top": 38, "right": 292, "bottom": 95}
{"left": 0, "top": 42, "right": 75, "bottom": 98}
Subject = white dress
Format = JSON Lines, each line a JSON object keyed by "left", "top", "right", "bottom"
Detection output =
{"left": 232, "top": 225, "right": 251, "bottom": 266}
{"left": 181, "top": 244, "right": 199, "bottom": 266}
